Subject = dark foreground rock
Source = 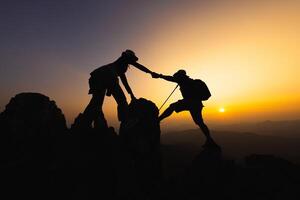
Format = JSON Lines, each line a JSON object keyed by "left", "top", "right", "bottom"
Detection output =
{"left": 0, "top": 93, "right": 69, "bottom": 199}
{"left": 1, "top": 93, "right": 300, "bottom": 200}
{"left": 120, "top": 98, "right": 162, "bottom": 197}
{"left": 0, "top": 93, "right": 67, "bottom": 166}
{"left": 159, "top": 148, "right": 300, "bottom": 200}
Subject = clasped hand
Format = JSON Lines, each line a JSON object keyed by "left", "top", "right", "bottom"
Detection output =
{"left": 151, "top": 72, "right": 160, "bottom": 78}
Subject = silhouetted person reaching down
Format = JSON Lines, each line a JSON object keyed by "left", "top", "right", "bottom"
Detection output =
{"left": 151, "top": 70, "right": 218, "bottom": 147}
{"left": 81, "top": 50, "right": 152, "bottom": 129}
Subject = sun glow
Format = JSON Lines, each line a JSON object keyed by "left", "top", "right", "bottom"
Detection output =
{"left": 219, "top": 107, "right": 225, "bottom": 113}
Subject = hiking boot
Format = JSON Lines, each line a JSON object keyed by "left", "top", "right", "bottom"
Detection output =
{"left": 202, "top": 139, "right": 221, "bottom": 151}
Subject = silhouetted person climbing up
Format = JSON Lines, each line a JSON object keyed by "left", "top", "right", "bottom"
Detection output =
{"left": 152, "top": 70, "right": 218, "bottom": 147}
{"left": 79, "top": 50, "right": 153, "bottom": 129}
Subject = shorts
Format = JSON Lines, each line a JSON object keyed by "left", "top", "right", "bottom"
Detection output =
{"left": 171, "top": 99, "right": 203, "bottom": 113}
{"left": 88, "top": 75, "right": 118, "bottom": 94}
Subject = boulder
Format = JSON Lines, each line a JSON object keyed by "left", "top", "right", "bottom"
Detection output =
{"left": 0, "top": 92, "right": 66, "bottom": 137}
{"left": 119, "top": 98, "right": 160, "bottom": 155}
{"left": 119, "top": 98, "right": 162, "bottom": 197}
{"left": 0, "top": 93, "right": 69, "bottom": 199}
{"left": 0, "top": 93, "right": 67, "bottom": 165}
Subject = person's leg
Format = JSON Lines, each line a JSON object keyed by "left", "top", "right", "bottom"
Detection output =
{"left": 94, "top": 99, "right": 108, "bottom": 129}
{"left": 189, "top": 106, "right": 213, "bottom": 142}
{"left": 158, "top": 105, "right": 175, "bottom": 121}
{"left": 83, "top": 90, "right": 107, "bottom": 128}
{"left": 159, "top": 100, "right": 185, "bottom": 121}
{"left": 111, "top": 84, "right": 129, "bottom": 121}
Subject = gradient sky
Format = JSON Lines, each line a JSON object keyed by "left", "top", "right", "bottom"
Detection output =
{"left": 1, "top": 0, "right": 299, "bottom": 130}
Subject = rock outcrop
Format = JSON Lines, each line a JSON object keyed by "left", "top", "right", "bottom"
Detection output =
{"left": 119, "top": 98, "right": 162, "bottom": 197}
{"left": 120, "top": 98, "right": 160, "bottom": 155}
{"left": 0, "top": 92, "right": 66, "bottom": 137}
{"left": 0, "top": 93, "right": 69, "bottom": 199}
{"left": 0, "top": 93, "right": 67, "bottom": 165}
{"left": 1, "top": 93, "right": 300, "bottom": 200}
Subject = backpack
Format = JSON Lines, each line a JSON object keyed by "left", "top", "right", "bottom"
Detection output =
{"left": 190, "top": 79, "right": 211, "bottom": 100}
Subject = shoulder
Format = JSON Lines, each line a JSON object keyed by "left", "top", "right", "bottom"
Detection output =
{"left": 193, "top": 78, "right": 205, "bottom": 84}
{"left": 90, "top": 63, "right": 113, "bottom": 76}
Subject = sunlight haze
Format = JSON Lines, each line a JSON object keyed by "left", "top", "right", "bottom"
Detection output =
{"left": 0, "top": 0, "right": 299, "bottom": 129}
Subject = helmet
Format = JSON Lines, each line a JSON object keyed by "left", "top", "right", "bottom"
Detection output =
{"left": 173, "top": 69, "right": 187, "bottom": 79}
{"left": 121, "top": 49, "right": 138, "bottom": 64}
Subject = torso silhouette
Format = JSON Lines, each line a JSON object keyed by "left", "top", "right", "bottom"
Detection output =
{"left": 89, "top": 62, "right": 124, "bottom": 94}
{"left": 174, "top": 77, "right": 204, "bottom": 106}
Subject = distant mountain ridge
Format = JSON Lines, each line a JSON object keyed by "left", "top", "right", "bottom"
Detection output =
{"left": 161, "top": 129, "right": 300, "bottom": 171}
{"left": 213, "top": 119, "right": 300, "bottom": 138}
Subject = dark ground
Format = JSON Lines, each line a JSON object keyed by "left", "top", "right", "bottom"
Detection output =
{"left": 1, "top": 93, "right": 300, "bottom": 200}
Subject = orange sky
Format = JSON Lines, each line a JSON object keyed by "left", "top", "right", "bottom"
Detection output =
{"left": 1, "top": 0, "right": 299, "bottom": 129}
{"left": 105, "top": 1, "right": 300, "bottom": 129}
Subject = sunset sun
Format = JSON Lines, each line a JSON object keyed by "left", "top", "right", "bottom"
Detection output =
{"left": 219, "top": 107, "right": 225, "bottom": 113}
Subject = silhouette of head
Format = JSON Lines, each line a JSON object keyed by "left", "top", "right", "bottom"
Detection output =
{"left": 116, "top": 50, "right": 138, "bottom": 75}
{"left": 121, "top": 49, "right": 139, "bottom": 64}
{"left": 173, "top": 69, "right": 187, "bottom": 80}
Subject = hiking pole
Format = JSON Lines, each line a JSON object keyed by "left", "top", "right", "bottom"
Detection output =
{"left": 159, "top": 84, "right": 179, "bottom": 111}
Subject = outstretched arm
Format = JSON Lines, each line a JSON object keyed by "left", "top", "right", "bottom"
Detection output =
{"left": 152, "top": 72, "right": 177, "bottom": 83}
{"left": 120, "top": 74, "right": 136, "bottom": 100}
{"left": 131, "top": 62, "right": 152, "bottom": 74}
